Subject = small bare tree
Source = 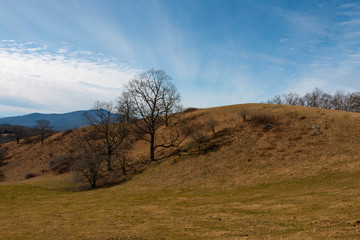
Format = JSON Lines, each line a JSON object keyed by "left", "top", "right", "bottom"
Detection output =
{"left": 297, "top": 96, "right": 306, "bottom": 106}
{"left": 206, "top": 118, "right": 218, "bottom": 135}
{"left": 283, "top": 92, "right": 300, "bottom": 105}
{"left": 35, "top": 120, "right": 51, "bottom": 144}
{"left": 348, "top": 92, "right": 360, "bottom": 112}
{"left": 84, "top": 101, "right": 129, "bottom": 171}
{"left": 319, "top": 92, "right": 332, "bottom": 109}
{"left": 117, "top": 92, "right": 136, "bottom": 122}
{"left": 72, "top": 153, "right": 106, "bottom": 188}
{"left": 11, "top": 126, "right": 26, "bottom": 144}
{"left": 186, "top": 122, "right": 209, "bottom": 152}
{"left": 331, "top": 90, "right": 346, "bottom": 110}
{"left": 239, "top": 109, "right": 249, "bottom": 122}
{"left": 267, "top": 95, "right": 283, "bottom": 105}
{"left": 69, "top": 129, "right": 108, "bottom": 188}
{"left": 303, "top": 88, "right": 323, "bottom": 107}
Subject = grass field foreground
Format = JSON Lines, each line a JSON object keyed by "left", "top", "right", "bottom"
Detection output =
{"left": 1, "top": 169, "right": 360, "bottom": 239}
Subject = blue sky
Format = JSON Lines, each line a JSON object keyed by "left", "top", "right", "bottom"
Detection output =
{"left": 0, "top": 0, "right": 360, "bottom": 117}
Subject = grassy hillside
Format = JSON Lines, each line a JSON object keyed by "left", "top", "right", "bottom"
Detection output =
{"left": 1, "top": 103, "right": 360, "bottom": 239}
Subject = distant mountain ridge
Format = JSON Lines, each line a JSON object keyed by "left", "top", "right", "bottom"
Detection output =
{"left": 0, "top": 110, "right": 94, "bottom": 131}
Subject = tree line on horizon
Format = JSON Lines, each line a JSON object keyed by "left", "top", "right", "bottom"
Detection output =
{"left": 267, "top": 88, "right": 360, "bottom": 112}
{"left": 0, "top": 121, "right": 56, "bottom": 144}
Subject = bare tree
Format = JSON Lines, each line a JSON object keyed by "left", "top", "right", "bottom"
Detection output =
{"left": 239, "top": 109, "right": 249, "bottom": 122}
{"left": 267, "top": 95, "right": 283, "bottom": 105}
{"left": 124, "top": 69, "right": 183, "bottom": 163}
{"left": 11, "top": 126, "right": 26, "bottom": 144}
{"left": 71, "top": 153, "right": 106, "bottom": 188}
{"left": 184, "top": 122, "right": 209, "bottom": 152}
{"left": 114, "top": 146, "right": 132, "bottom": 176}
{"left": 318, "top": 92, "right": 333, "bottom": 109}
{"left": 117, "top": 92, "right": 135, "bottom": 122}
{"left": 303, "top": 88, "right": 323, "bottom": 107}
{"left": 162, "top": 83, "right": 181, "bottom": 127}
{"left": 331, "top": 90, "right": 346, "bottom": 110}
{"left": 66, "top": 128, "right": 107, "bottom": 188}
{"left": 35, "top": 120, "right": 51, "bottom": 144}
{"left": 297, "top": 96, "right": 306, "bottom": 106}
{"left": 283, "top": 92, "right": 300, "bottom": 105}
{"left": 348, "top": 92, "right": 360, "bottom": 112}
{"left": 206, "top": 118, "right": 218, "bottom": 135}
{"left": 84, "top": 101, "right": 129, "bottom": 171}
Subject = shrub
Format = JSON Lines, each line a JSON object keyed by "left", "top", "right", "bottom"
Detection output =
{"left": 185, "top": 122, "right": 209, "bottom": 151}
{"left": 205, "top": 118, "right": 218, "bottom": 135}
{"left": 250, "top": 113, "right": 277, "bottom": 125}
{"left": 23, "top": 136, "right": 41, "bottom": 144}
{"left": 191, "top": 131, "right": 208, "bottom": 151}
{"left": 25, "top": 173, "right": 37, "bottom": 179}
{"left": 0, "top": 148, "right": 6, "bottom": 160}
{"left": 0, "top": 148, "right": 6, "bottom": 166}
{"left": 239, "top": 109, "right": 249, "bottom": 122}
{"left": 0, "top": 170, "right": 4, "bottom": 181}
{"left": 62, "top": 129, "right": 74, "bottom": 137}
{"left": 183, "top": 107, "right": 199, "bottom": 113}
{"left": 48, "top": 153, "right": 75, "bottom": 174}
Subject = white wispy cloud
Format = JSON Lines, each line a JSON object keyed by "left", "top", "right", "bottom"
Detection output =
{"left": 0, "top": 41, "right": 139, "bottom": 116}
{"left": 286, "top": 50, "right": 360, "bottom": 95}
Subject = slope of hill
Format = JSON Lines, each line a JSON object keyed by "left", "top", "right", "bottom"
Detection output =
{"left": 0, "top": 110, "right": 93, "bottom": 131}
{"left": 1, "top": 103, "right": 360, "bottom": 239}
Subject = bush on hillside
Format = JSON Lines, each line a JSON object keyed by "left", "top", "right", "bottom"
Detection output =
{"left": 0, "top": 170, "right": 4, "bottom": 181}
{"left": 0, "top": 148, "right": 7, "bottom": 166}
{"left": 239, "top": 109, "right": 249, "bottom": 122}
{"left": 183, "top": 107, "right": 198, "bottom": 113}
{"left": 184, "top": 122, "right": 210, "bottom": 151}
{"left": 23, "top": 136, "right": 41, "bottom": 144}
{"left": 0, "top": 148, "right": 6, "bottom": 160}
{"left": 62, "top": 129, "right": 74, "bottom": 137}
{"left": 25, "top": 173, "right": 37, "bottom": 179}
{"left": 48, "top": 152, "right": 76, "bottom": 174}
{"left": 250, "top": 113, "right": 277, "bottom": 126}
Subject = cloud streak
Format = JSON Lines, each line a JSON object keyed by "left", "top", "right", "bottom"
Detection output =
{"left": 0, "top": 41, "right": 139, "bottom": 116}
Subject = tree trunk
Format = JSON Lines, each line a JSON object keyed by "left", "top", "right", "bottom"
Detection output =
{"left": 122, "top": 163, "right": 126, "bottom": 175}
{"left": 150, "top": 132, "right": 155, "bottom": 163}
{"left": 41, "top": 133, "right": 44, "bottom": 144}
{"left": 165, "top": 114, "right": 169, "bottom": 127}
{"left": 107, "top": 149, "right": 112, "bottom": 171}
{"left": 91, "top": 179, "right": 96, "bottom": 188}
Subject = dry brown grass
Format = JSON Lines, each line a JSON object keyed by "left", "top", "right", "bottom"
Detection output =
{"left": 1, "top": 103, "right": 360, "bottom": 239}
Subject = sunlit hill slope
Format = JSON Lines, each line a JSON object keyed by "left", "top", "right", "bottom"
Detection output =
{"left": 1, "top": 103, "right": 360, "bottom": 239}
